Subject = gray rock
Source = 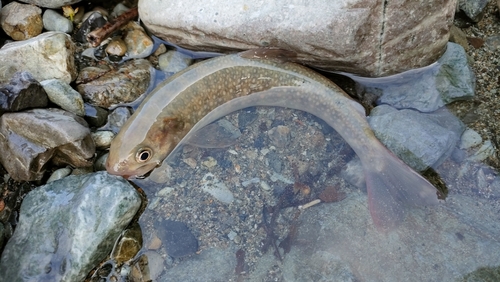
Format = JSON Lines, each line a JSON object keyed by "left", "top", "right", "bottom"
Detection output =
{"left": 0, "top": 2, "right": 42, "bottom": 41}
{"left": 139, "top": 0, "right": 456, "bottom": 77}
{"left": 268, "top": 125, "right": 291, "bottom": 148}
{"left": 0, "top": 71, "right": 48, "bottom": 115}
{"left": 91, "top": 130, "right": 115, "bottom": 149}
{"left": 201, "top": 172, "right": 234, "bottom": 204}
{"left": 42, "top": 9, "right": 73, "bottom": 33}
{"left": 368, "top": 105, "right": 464, "bottom": 171}
{"left": 18, "top": 0, "right": 81, "bottom": 9}
{"left": 0, "top": 32, "right": 77, "bottom": 84}
{"left": 154, "top": 219, "right": 198, "bottom": 259}
{"left": 158, "top": 50, "right": 194, "bottom": 73}
{"left": 77, "top": 59, "right": 152, "bottom": 108}
{"left": 459, "top": 128, "right": 482, "bottom": 149}
{"left": 99, "top": 106, "right": 132, "bottom": 134}
{"left": 83, "top": 103, "right": 108, "bottom": 127}
{"left": 355, "top": 43, "right": 475, "bottom": 112}
{"left": 41, "top": 78, "right": 85, "bottom": 116}
{"left": 281, "top": 192, "right": 500, "bottom": 281}
{"left": 46, "top": 167, "right": 72, "bottom": 183}
{"left": 123, "top": 22, "right": 154, "bottom": 59}
{"left": 0, "top": 108, "right": 95, "bottom": 181}
{"left": 458, "top": 0, "right": 489, "bottom": 22}
{"left": 0, "top": 172, "right": 141, "bottom": 282}
{"left": 111, "top": 3, "right": 131, "bottom": 18}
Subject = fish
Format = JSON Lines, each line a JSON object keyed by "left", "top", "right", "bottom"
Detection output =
{"left": 106, "top": 50, "right": 440, "bottom": 229}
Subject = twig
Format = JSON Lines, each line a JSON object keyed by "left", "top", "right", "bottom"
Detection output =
{"left": 86, "top": 7, "right": 139, "bottom": 47}
{"left": 298, "top": 199, "right": 321, "bottom": 210}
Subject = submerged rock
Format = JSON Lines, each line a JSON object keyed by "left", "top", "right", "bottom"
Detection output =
{"left": 0, "top": 71, "right": 48, "bottom": 115}
{"left": 0, "top": 172, "right": 141, "bottom": 282}
{"left": 368, "top": 105, "right": 464, "bottom": 171}
{"left": 0, "top": 32, "right": 77, "bottom": 84}
{"left": 0, "top": 108, "right": 95, "bottom": 181}
{"left": 139, "top": 0, "right": 456, "bottom": 76}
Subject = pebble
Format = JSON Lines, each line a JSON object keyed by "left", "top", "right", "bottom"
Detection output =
{"left": 182, "top": 158, "right": 197, "bottom": 169}
{"left": 0, "top": 71, "right": 48, "bottom": 115}
{"left": 91, "top": 130, "right": 115, "bottom": 148}
{"left": 46, "top": 167, "right": 72, "bottom": 183}
{"left": 74, "top": 12, "right": 107, "bottom": 43}
{"left": 458, "top": 0, "right": 490, "bottom": 22}
{"left": 158, "top": 50, "right": 194, "bottom": 73}
{"left": 83, "top": 103, "right": 108, "bottom": 128}
{"left": 267, "top": 125, "right": 290, "bottom": 148}
{"left": 40, "top": 78, "right": 85, "bottom": 116}
{"left": 105, "top": 38, "right": 128, "bottom": 57}
{"left": 484, "top": 34, "right": 500, "bottom": 51}
{"left": 0, "top": 2, "right": 42, "bottom": 41}
{"left": 459, "top": 128, "right": 483, "bottom": 149}
{"left": 42, "top": 9, "right": 73, "bottom": 33}
{"left": 111, "top": 3, "right": 131, "bottom": 18}
{"left": 153, "top": 219, "right": 198, "bottom": 258}
{"left": 201, "top": 157, "right": 217, "bottom": 169}
{"left": 201, "top": 173, "right": 234, "bottom": 204}
{"left": 156, "top": 187, "right": 175, "bottom": 197}
{"left": 111, "top": 224, "right": 143, "bottom": 264}
{"left": 93, "top": 153, "right": 108, "bottom": 171}
{"left": 241, "top": 177, "right": 260, "bottom": 187}
{"left": 123, "top": 22, "right": 154, "bottom": 59}
{"left": 467, "top": 140, "right": 496, "bottom": 161}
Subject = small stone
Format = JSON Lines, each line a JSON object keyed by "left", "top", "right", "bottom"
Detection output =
{"left": 227, "top": 231, "right": 237, "bottom": 241}
{"left": 42, "top": 9, "right": 73, "bottom": 33}
{"left": 105, "top": 38, "right": 127, "bottom": 57}
{"left": 260, "top": 181, "right": 271, "bottom": 191}
{"left": 74, "top": 12, "right": 107, "bottom": 43}
{"left": 158, "top": 50, "right": 193, "bottom": 73}
{"left": 467, "top": 140, "right": 496, "bottom": 162}
{"left": 182, "top": 157, "right": 197, "bottom": 169}
{"left": 123, "top": 22, "right": 154, "bottom": 59}
{"left": 94, "top": 153, "right": 108, "bottom": 171}
{"left": 0, "top": 2, "right": 42, "bottom": 40}
{"left": 485, "top": 35, "right": 500, "bottom": 51}
{"left": 156, "top": 187, "right": 174, "bottom": 197}
{"left": 84, "top": 103, "right": 108, "bottom": 128}
{"left": 91, "top": 130, "right": 115, "bottom": 149}
{"left": 40, "top": 79, "right": 85, "bottom": 116}
{"left": 201, "top": 173, "right": 234, "bottom": 204}
{"left": 111, "top": 3, "right": 131, "bottom": 18}
{"left": 154, "top": 219, "right": 198, "bottom": 258}
{"left": 111, "top": 223, "right": 143, "bottom": 264}
{"left": 202, "top": 156, "right": 217, "bottom": 169}
{"left": 241, "top": 177, "right": 260, "bottom": 187}
{"left": 267, "top": 125, "right": 290, "bottom": 148}
{"left": 448, "top": 25, "right": 468, "bottom": 51}
{"left": 46, "top": 167, "right": 72, "bottom": 183}
{"left": 459, "top": 128, "right": 482, "bottom": 149}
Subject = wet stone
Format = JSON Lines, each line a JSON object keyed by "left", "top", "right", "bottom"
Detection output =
{"left": 40, "top": 78, "right": 85, "bottom": 116}
{"left": 84, "top": 103, "right": 108, "bottom": 128}
{"left": 153, "top": 219, "right": 198, "bottom": 258}
{"left": 43, "top": 9, "right": 73, "bottom": 33}
{"left": 267, "top": 125, "right": 291, "bottom": 148}
{"left": 76, "top": 65, "right": 111, "bottom": 84}
{"left": 99, "top": 106, "right": 132, "bottom": 133}
{"left": 129, "top": 251, "right": 165, "bottom": 281}
{"left": 0, "top": 108, "right": 95, "bottom": 181}
{"left": 111, "top": 223, "right": 143, "bottom": 264}
{"left": 158, "top": 50, "right": 194, "bottom": 73}
{"left": 46, "top": 167, "right": 72, "bottom": 183}
{"left": 0, "top": 71, "right": 48, "bottom": 115}
{"left": 123, "top": 22, "right": 154, "bottom": 59}
{"left": 238, "top": 107, "right": 258, "bottom": 129}
{"left": 77, "top": 59, "right": 152, "bottom": 109}
{"left": 0, "top": 172, "right": 141, "bottom": 282}
{"left": 105, "top": 38, "right": 127, "bottom": 56}
{"left": 0, "top": 2, "right": 42, "bottom": 41}
{"left": 458, "top": 0, "right": 489, "bottom": 22}
{"left": 91, "top": 130, "right": 114, "bottom": 149}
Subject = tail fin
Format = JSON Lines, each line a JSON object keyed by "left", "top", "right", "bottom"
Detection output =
{"left": 364, "top": 149, "right": 440, "bottom": 230}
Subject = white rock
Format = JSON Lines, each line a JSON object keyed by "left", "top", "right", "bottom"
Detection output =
{"left": 459, "top": 128, "right": 482, "bottom": 149}
{"left": 43, "top": 9, "right": 73, "bottom": 33}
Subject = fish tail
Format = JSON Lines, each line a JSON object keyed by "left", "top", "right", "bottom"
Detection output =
{"left": 364, "top": 147, "right": 440, "bottom": 229}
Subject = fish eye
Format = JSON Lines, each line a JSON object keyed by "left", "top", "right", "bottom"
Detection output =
{"left": 136, "top": 148, "right": 153, "bottom": 163}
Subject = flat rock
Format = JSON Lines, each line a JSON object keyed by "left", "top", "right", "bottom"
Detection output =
{"left": 139, "top": 0, "right": 456, "bottom": 76}
{"left": 0, "top": 32, "right": 77, "bottom": 84}
{"left": 0, "top": 171, "right": 141, "bottom": 282}
{"left": 0, "top": 2, "right": 42, "bottom": 41}
{"left": 0, "top": 108, "right": 95, "bottom": 181}
{"left": 0, "top": 71, "right": 48, "bottom": 115}
{"left": 153, "top": 219, "right": 198, "bottom": 259}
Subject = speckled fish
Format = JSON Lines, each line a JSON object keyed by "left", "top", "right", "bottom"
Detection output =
{"left": 106, "top": 50, "right": 439, "bottom": 228}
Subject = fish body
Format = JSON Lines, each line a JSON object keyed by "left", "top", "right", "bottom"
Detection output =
{"left": 106, "top": 52, "right": 439, "bottom": 228}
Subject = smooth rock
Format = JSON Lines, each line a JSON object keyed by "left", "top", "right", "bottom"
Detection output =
{"left": 0, "top": 2, "right": 42, "bottom": 41}
{"left": 91, "top": 130, "right": 114, "bottom": 148}
{"left": 0, "top": 108, "right": 95, "bottom": 181}
{"left": 0, "top": 172, "right": 141, "bottom": 281}
{"left": 41, "top": 78, "right": 85, "bottom": 116}
{"left": 281, "top": 192, "right": 500, "bottom": 281}
{"left": 0, "top": 71, "right": 48, "bottom": 115}
{"left": 368, "top": 105, "right": 464, "bottom": 171}
{"left": 0, "top": 32, "right": 77, "bottom": 84}
{"left": 460, "top": 128, "right": 482, "bottom": 149}
{"left": 467, "top": 140, "right": 496, "bottom": 162}
{"left": 76, "top": 65, "right": 110, "bottom": 84}
{"left": 139, "top": 0, "right": 456, "bottom": 76}
{"left": 354, "top": 43, "right": 475, "bottom": 112}
{"left": 153, "top": 219, "right": 198, "bottom": 258}
{"left": 111, "top": 3, "right": 130, "bottom": 18}
{"left": 130, "top": 251, "right": 165, "bottom": 282}
{"left": 43, "top": 9, "right": 73, "bottom": 33}
{"left": 458, "top": 0, "right": 489, "bottom": 22}
{"left": 111, "top": 223, "right": 143, "bottom": 264}
{"left": 158, "top": 50, "right": 193, "bottom": 73}
{"left": 268, "top": 125, "right": 290, "bottom": 148}
{"left": 201, "top": 172, "right": 234, "bottom": 204}
{"left": 77, "top": 59, "right": 152, "bottom": 108}
{"left": 123, "top": 22, "right": 154, "bottom": 59}
{"left": 94, "top": 152, "right": 108, "bottom": 171}
{"left": 46, "top": 167, "right": 72, "bottom": 183}
{"left": 105, "top": 38, "right": 127, "bottom": 56}
{"left": 18, "top": 0, "right": 82, "bottom": 9}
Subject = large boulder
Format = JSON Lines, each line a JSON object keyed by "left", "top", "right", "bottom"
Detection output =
{"left": 139, "top": 0, "right": 456, "bottom": 77}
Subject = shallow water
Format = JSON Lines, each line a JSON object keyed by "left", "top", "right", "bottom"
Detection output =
{"left": 99, "top": 60, "right": 500, "bottom": 281}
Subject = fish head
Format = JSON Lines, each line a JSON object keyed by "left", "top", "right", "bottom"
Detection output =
{"left": 106, "top": 116, "right": 185, "bottom": 178}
